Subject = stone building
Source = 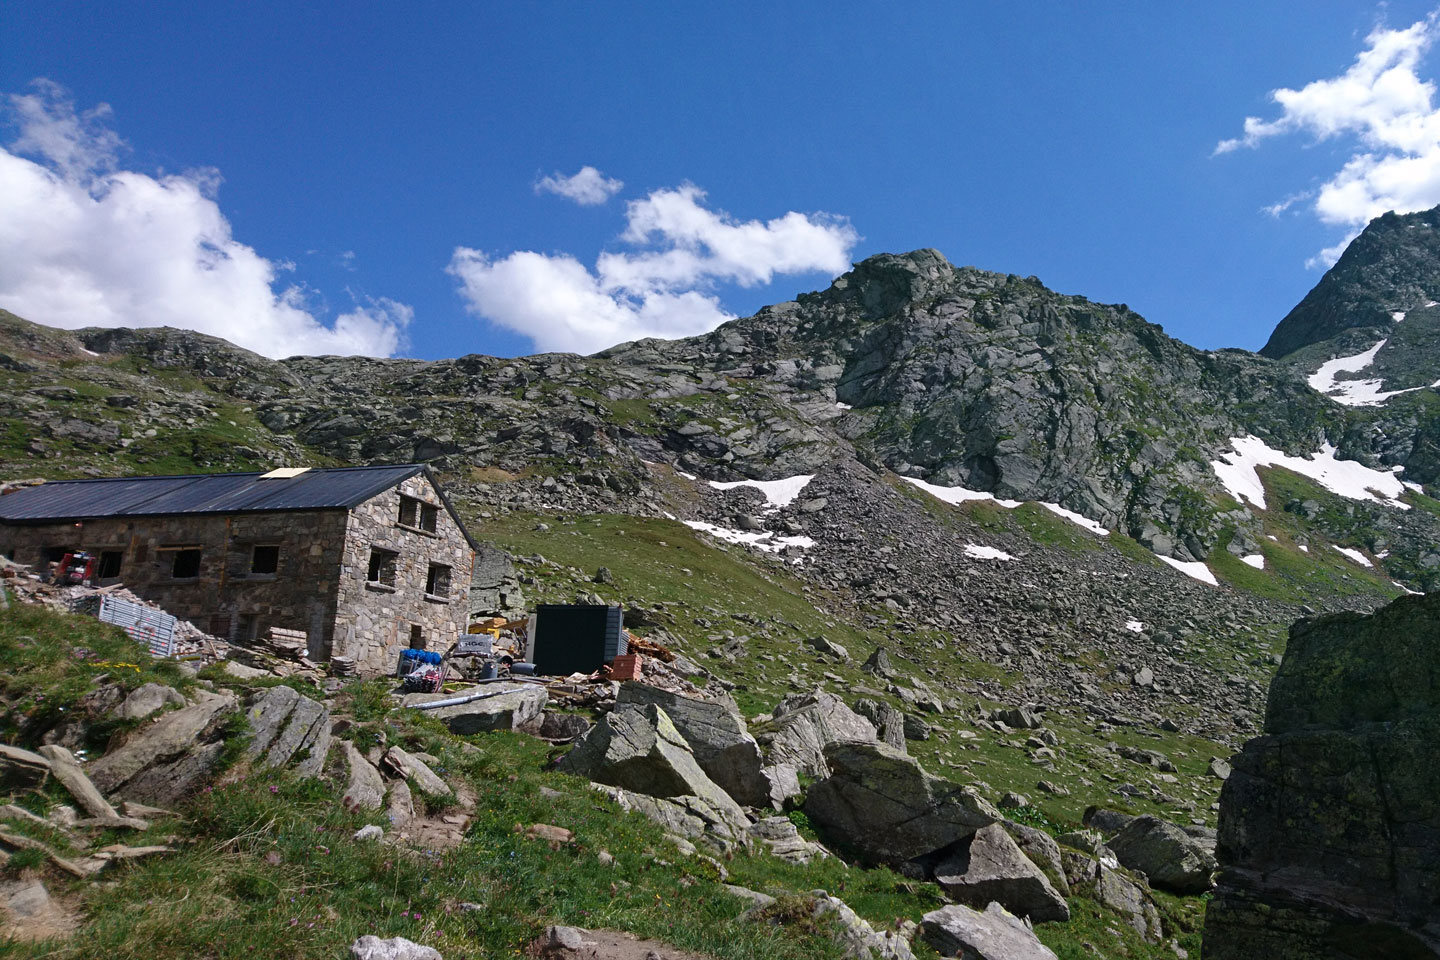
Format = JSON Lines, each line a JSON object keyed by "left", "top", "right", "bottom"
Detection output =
{"left": 0, "top": 464, "right": 476, "bottom": 675}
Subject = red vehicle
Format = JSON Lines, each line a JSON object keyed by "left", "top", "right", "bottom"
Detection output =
{"left": 52, "top": 552, "right": 98, "bottom": 586}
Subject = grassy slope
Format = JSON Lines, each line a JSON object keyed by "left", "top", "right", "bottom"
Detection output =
{"left": 1, "top": 600, "right": 1211, "bottom": 959}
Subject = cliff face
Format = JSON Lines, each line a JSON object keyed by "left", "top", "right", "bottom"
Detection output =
{"left": 1204, "top": 592, "right": 1440, "bottom": 959}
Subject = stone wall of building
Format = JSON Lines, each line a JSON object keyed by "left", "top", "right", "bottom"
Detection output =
{"left": 0, "top": 510, "right": 349, "bottom": 657}
{"left": 331, "top": 472, "right": 474, "bottom": 675}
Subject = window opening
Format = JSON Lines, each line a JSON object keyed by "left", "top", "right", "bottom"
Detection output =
{"left": 169, "top": 548, "right": 201, "bottom": 579}
{"left": 399, "top": 496, "right": 419, "bottom": 527}
{"left": 409, "top": 625, "right": 425, "bottom": 650}
{"left": 420, "top": 503, "right": 438, "bottom": 533}
{"left": 367, "top": 548, "right": 398, "bottom": 587}
{"left": 97, "top": 550, "right": 123, "bottom": 579}
{"left": 425, "top": 562, "right": 451, "bottom": 597}
{"left": 250, "top": 544, "right": 279, "bottom": 576}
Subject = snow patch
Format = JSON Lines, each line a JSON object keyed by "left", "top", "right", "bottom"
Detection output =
{"left": 1332, "top": 545, "right": 1372, "bottom": 568}
{"left": 964, "top": 544, "right": 1015, "bottom": 561}
{"left": 1394, "top": 581, "right": 1424, "bottom": 595}
{"left": 901, "top": 477, "right": 1108, "bottom": 535}
{"left": 676, "top": 470, "right": 697, "bottom": 481}
{"left": 1156, "top": 554, "right": 1219, "bottom": 586}
{"left": 1124, "top": 619, "right": 1144, "bottom": 633}
{"left": 1307, "top": 339, "right": 1422, "bottom": 405}
{"left": 1039, "top": 502, "right": 1110, "bottom": 536}
{"left": 1240, "top": 554, "right": 1266, "bottom": 570}
{"left": 1210, "top": 436, "right": 1411, "bottom": 511}
{"left": 1299, "top": 544, "right": 1310, "bottom": 553}
{"left": 80, "top": 347, "right": 100, "bottom": 357}
{"left": 708, "top": 474, "right": 815, "bottom": 510}
{"left": 1393, "top": 311, "right": 1407, "bottom": 322}
{"left": 1428, "top": 300, "right": 1439, "bottom": 308}
{"left": 1266, "top": 534, "right": 1279, "bottom": 541}
{"left": 835, "top": 401, "right": 853, "bottom": 410}
{"left": 682, "top": 520, "right": 814, "bottom": 554}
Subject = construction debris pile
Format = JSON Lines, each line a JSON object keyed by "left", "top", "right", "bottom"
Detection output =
{"left": 1, "top": 555, "right": 227, "bottom": 663}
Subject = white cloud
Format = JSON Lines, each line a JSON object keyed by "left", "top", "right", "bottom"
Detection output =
{"left": 0, "top": 81, "right": 409, "bottom": 359}
{"left": 534, "top": 165, "right": 624, "bottom": 205}
{"left": 449, "top": 182, "right": 858, "bottom": 354}
{"left": 1219, "top": 14, "right": 1440, "bottom": 264}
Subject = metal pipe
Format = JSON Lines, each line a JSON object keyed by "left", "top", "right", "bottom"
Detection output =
{"left": 403, "top": 679, "right": 549, "bottom": 710}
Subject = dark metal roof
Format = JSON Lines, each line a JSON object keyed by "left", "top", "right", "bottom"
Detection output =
{"left": 1, "top": 464, "right": 425, "bottom": 522}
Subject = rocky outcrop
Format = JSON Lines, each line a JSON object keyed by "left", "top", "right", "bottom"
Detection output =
{"left": 1204, "top": 592, "right": 1440, "bottom": 958}
{"left": 243, "top": 686, "right": 332, "bottom": 775}
{"left": 804, "top": 741, "right": 998, "bottom": 865}
{"left": 87, "top": 689, "right": 237, "bottom": 804}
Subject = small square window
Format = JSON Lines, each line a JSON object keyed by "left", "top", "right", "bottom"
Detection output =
{"left": 97, "top": 550, "right": 123, "bottom": 579}
{"left": 171, "top": 549, "right": 201, "bottom": 579}
{"left": 251, "top": 544, "right": 279, "bottom": 576}
{"left": 367, "top": 548, "right": 398, "bottom": 587}
{"left": 425, "top": 562, "right": 451, "bottom": 597}
{"left": 399, "top": 496, "right": 419, "bottom": 527}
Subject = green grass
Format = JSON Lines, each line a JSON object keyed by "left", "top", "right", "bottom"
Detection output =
{"left": 0, "top": 604, "right": 196, "bottom": 749}
{"left": 0, "top": 602, "right": 1210, "bottom": 960}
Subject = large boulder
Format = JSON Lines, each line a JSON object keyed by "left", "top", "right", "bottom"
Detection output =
{"left": 920, "top": 902, "right": 1058, "bottom": 960}
{"left": 1205, "top": 592, "right": 1440, "bottom": 959}
{"left": 804, "top": 741, "right": 998, "bottom": 865}
{"left": 616, "top": 683, "right": 774, "bottom": 807}
{"left": 403, "top": 683, "right": 547, "bottom": 734}
{"left": 933, "top": 823, "right": 1069, "bottom": 922}
{"left": 1106, "top": 814, "right": 1215, "bottom": 894}
{"left": 561, "top": 703, "right": 748, "bottom": 827}
{"left": 753, "top": 691, "right": 877, "bottom": 778}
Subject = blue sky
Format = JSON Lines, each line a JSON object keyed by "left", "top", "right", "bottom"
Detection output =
{"left": 4, "top": 2, "right": 1440, "bottom": 360}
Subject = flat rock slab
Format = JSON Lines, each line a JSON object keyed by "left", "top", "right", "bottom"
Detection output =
{"left": 341, "top": 741, "right": 386, "bottom": 811}
{"left": 36, "top": 745, "right": 116, "bottom": 820}
{"left": 921, "top": 902, "right": 1057, "bottom": 960}
{"left": 384, "top": 746, "right": 451, "bottom": 798}
{"left": 88, "top": 690, "right": 236, "bottom": 794}
{"left": 529, "top": 926, "right": 719, "bottom": 959}
{"left": 405, "top": 683, "right": 547, "bottom": 734}
{"left": 350, "top": 935, "right": 443, "bottom": 960}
